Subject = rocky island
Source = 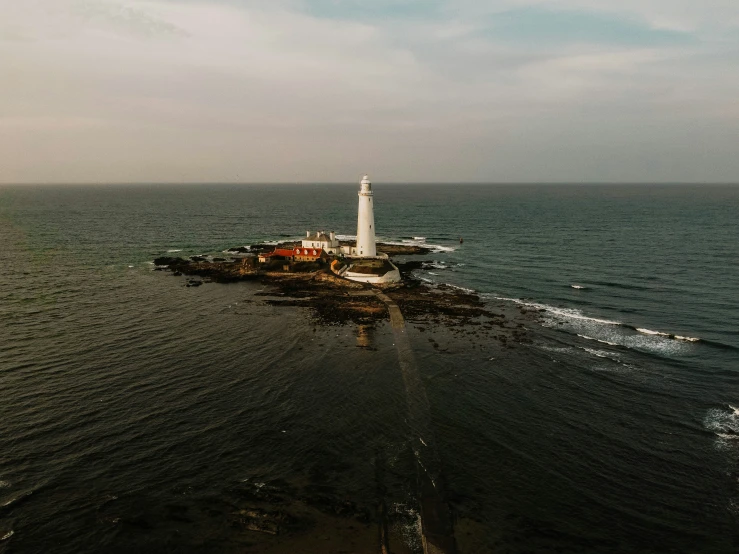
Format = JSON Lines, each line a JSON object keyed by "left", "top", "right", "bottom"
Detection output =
{"left": 153, "top": 242, "right": 533, "bottom": 345}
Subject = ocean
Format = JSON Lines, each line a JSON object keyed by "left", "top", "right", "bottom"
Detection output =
{"left": 1, "top": 183, "right": 738, "bottom": 553}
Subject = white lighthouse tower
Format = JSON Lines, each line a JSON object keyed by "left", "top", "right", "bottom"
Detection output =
{"left": 355, "top": 174, "right": 377, "bottom": 257}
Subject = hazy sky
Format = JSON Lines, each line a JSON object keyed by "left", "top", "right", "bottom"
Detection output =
{"left": 2, "top": 0, "right": 738, "bottom": 183}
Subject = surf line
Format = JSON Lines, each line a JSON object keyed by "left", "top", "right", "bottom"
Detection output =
{"left": 373, "top": 290, "right": 457, "bottom": 554}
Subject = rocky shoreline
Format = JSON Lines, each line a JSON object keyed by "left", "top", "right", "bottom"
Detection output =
{"left": 152, "top": 252, "right": 534, "bottom": 345}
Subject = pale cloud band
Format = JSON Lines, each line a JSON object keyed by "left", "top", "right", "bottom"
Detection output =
{"left": 1, "top": 0, "right": 737, "bottom": 183}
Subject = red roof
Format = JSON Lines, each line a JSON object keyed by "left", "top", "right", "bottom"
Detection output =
{"left": 263, "top": 248, "right": 295, "bottom": 258}
{"left": 293, "top": 247, "right": 325, "bottom": 257}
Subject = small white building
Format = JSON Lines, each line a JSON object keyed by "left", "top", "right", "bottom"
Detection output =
{"left": 302, "top": 230, "right": 341, "bottom": 255}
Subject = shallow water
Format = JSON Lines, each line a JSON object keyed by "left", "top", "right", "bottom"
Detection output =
{"left": 1, "top": 184, "right": 738, "bottom": 552}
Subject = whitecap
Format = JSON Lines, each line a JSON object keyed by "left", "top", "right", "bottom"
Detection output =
{"left": 571, "top": 284, "right": 587, "bottom": 289}
{"left": 577, "top": 334, "right": 619, "bottom": 346}
{"left": 413, "top": 237, "right": 426, "bottom": 241}
{"left": 0, "top": 480, "right": 10, "bottom": 488}
{"left": 445, "top": 283, "right": 475, "bottom": 294}
{"left": 491, "top": 296, "right": 696, "bottom": 356}
{"left": 166, "top": 249, "right": 182, "bottom": 253}
{"left": 637, "top": 328, "right": 701, "bottom": 342}
{"left": 0, "top": 530, "right": 14, "bottom": 541}
{"left": 704, "top": 406, "right": 739, "bottom": 445}
{"left": 636, "top": 328, "right": 670, "bottom": 337}
{"left": 429, "top": 244, "right": 457, "bottom": 253}
{"left": 378, "top": 236, "right": 457, "bottom": 253}
{"left": 492, "top": 297, "right": 621, "bottom": 326}
{"left": 428, "top": 272, "right": 438, "bottom": 276}
{"left": 582, "top": 347, "right": 610, "bottom": 359}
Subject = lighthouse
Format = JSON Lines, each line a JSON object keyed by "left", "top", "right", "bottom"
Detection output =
{"left": 355, "top": 174, "right": 377, "bottom": 257}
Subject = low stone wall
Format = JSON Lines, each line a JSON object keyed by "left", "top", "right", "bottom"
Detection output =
{"left": 344, "top": 266, "right": 401, "bottom": 284}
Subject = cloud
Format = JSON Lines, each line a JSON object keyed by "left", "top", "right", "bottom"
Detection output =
{"left": 0, "top": 0, "right": 738, "bottom": 183}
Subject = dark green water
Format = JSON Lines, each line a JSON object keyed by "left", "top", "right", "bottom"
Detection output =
{"left": 1, "top": 184, "right": 738, "bottom": 552}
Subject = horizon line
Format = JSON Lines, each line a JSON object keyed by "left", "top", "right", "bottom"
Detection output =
{"left": 1, "top": 181, "right": 738, "bottom": 186}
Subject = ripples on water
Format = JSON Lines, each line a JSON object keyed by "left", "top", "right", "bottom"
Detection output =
{"left": 1, "top": 184, "right": 738, "bottom": 552}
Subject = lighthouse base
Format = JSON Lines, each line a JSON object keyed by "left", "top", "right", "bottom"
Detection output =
{"left": 336, "top": 257, "right": 401, "bottom": 284}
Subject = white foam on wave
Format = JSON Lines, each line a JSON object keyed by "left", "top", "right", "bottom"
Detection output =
{"left": 428, "top": 272, "right": 438, "bottom": 276}
{"left": 636, "top": 328, "right": 669, "bottom": 337}
{"left": 579, "top": 346, "right": 623, "bottom": 363}
{"left": 326, "top": 234, "right": 456, "bottom": 253}
{"left": 166, "top": 249, "right": 182, "bottom": 253}
{"left": 493, "top": 296, "right": 621, "bottom": 326}
{"left": 582, "top": 347, "right": 610, "bottom": 359}
{"left": 446, "top": 283, "right": 475, "bottom": 294}
{"left": 577, "top": 334, "right": 619, "bottom": 346}
{"left": 538, "top": 344, "right": 633, "bottom": 372}
{"left": 0, "top": 480, "right": 10, "bottom": 489}
{"left": 1, "top": 530, "right": 14, "bottom": 541}
{"left": 571, "top": 284, "right": 587, "bottom": 289}
{"left": 492, "top": 295, "right": 698, "bottom": 357}
{"left": 637, "top": 328, "right": 701, "bottom": 342}
{"left": 380, "top": 236, "right": 458, "bottom": 253}
{"left": 429, "top": 244, "right": 457, "bottom": 253}
{"left": 705, "top": 405, "right": 739, "bottom": 449}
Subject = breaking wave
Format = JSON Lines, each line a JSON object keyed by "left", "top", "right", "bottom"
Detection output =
{"left": 577, "top": 334, "right": 619, "bottom": 346}
{"left": 166, "top": 249, "right": 182, "bottom": 253}
{"left": 636, "top": 328, "right": 700, "bottom": 342}
{"left": 423, "top": 262, "right": 448, "bottom": 270}
{"left": 490, "top": 296, "right": 704, "bottom": 357}
{"left": 380, "top": 235, "right": 458, "bottom": 253}
{"left": 571, "top": 285, "right": 587, "bottom": 289}
{"left": 705, "top": 405, "right": 739, "bottom": 448}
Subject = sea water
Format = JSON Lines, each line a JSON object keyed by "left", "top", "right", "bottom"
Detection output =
{"left": 0, "top": 184, "right": 737, "bottom": 552}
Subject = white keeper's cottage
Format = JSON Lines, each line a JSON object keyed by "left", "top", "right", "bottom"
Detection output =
{"left": 302, "top": 230, "right": 341, "bottom": 255}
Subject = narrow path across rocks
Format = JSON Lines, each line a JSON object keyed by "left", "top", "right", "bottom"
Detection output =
{"left": 372, "top": 290, "right": 457, "bottom": 554}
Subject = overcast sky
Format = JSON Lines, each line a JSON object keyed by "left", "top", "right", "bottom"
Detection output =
{"left": 2, "top": 0, "right": 738, "bottom": 183}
